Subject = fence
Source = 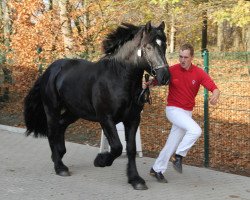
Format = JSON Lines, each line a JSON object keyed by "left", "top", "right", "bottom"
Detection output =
{"left": 140, "top": 51, "right": 250, "bottom": 176}
{"left": 205, "top": 51, "right": 249, "bottom": 175}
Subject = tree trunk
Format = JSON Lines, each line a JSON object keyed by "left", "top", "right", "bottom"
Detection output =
{"left": 83, "top": 0, "right": 90, "bottom": 34}
{"left": 163, "top": 3, "right": 169, "bottom": 53}
{"left": 48, "top": 0, "right": 53, "bottom": 10}
{"left": 217, "top": 21, "right": 224, "bottom": 51}
{"left": 82, "top": 0, "right": 91, "bottom": 56}
{"left": 0, "top": 0, "right": 12, "bottom": 101}
{"left": 52, "top": 0, "right": 58, "bottom": 9}
{"left": 72, "top": 0, "right": 89, "bottom": 39}
{"left": 165, "top": 23, "right": 169, "bottom": 53}
{"left": 244, "top": 25, "right": 250, "bottom": 52}
{"left": 74, "top": 18, "right": 82, "bottom": 35}
{"left": 58, "top": 0, "right": 74, "bottom": 57}
{"left": 169, "top": 13, "right": 175, "bottom": 53}
{"left": 202, "top": 10, "right": 208, "bottom": 52}
{"left": 50, "top": 0, "right": 59, "bottom": 53}
{"left": 2, "top": 0, "right": 11, "bottom": 47}
{"left": 0, "top": 0, "right": 3, "bottom": 43}
{"left": 243, "top": 25, "right": 250, "bottom": 75}
{"left": 233, "top": 26, "right": 242, "bottom": 50}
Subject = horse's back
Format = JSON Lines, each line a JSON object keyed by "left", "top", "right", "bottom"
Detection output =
{"left": 50, "top": 58, "right": 93, "bottom": 71}
{"left": 45, "top": 58, "right": 103, "bottom": 120}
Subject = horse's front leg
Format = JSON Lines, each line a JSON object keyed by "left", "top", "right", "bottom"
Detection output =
{"left": 124, "top": 119, "right": 148, "bottom": 190}
{"left": 94, "top": 116, "right": 123, "bottom": 167}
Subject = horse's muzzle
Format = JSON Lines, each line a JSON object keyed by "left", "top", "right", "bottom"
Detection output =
{"left": 155, "top": 66, "right": 170, "bottom": 85}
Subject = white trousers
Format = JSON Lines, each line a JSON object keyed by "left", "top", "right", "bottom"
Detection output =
{"left": 153, "top": 106, "right": 202, "bottom": 173}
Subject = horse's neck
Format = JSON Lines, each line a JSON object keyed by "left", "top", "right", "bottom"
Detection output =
{"left": 107, "top": 59, "right": 143, "bottom": 81}
{"left": 114, "top": 40, "right": 140, "bottom": 64}
{"left": 112, "top": 41, "right": 145, "bottom": 76}
{"left": 104, "top": 39, "right": 146, "bottom": 84}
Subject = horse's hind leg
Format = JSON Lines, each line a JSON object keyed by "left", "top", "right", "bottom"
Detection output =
{"left": 44, "top": 105, "right": 77, "bottom": 176}
{"left": 94, "top": 116, "right": 123, "bottom": 167}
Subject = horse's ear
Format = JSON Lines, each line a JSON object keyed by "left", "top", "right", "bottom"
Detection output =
{"left": 158, "top": 21, "right": 165, "bottom": 31}
{"left": 145, "top": 21, "right": 152, "bottom": 33}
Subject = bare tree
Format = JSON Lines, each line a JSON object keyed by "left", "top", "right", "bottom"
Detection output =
{"left": 2, "top": 0, "right": 11, "bottom": 47}
{"left": 82, "top": 0, "right": 90, "bottom": 34}
{"left": 0, "top": 0, "right": 12, "bottom": 101}
{"left": 72, "top": 0, "right": 90, "bottom": 37}
{"left": 242, "top": 25, "right": 250, "bottom": 75}
{"left": 48, "top": 0, "right": 53, "bottom": 10}
{"left": 169, "top": 13, "right": 176, "bottom": 53}
{"left": 217, "top": 21, "right": 225, "bottom": 51}
{"left": 233, "top": 26, "right": 242, "bottom": 50}
{"left": 243, "top": 25, "right": 250, "bottom": 52}
{"left": 0, "top": 0, "right": 3, "bottom": 43}
{"left": 58, "top": 0, "right": 74, "bottom": 57}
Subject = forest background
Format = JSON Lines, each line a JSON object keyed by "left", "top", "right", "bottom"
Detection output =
{"left": 0, "top": 0, "right": 249, "bottom": 81}
{"left": 0, "top": 0, "right": 249, "bottom": 176}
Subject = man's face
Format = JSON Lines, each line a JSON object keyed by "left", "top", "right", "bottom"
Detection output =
{"left": 179, "top": 49, "right": 193, "bottom": 70}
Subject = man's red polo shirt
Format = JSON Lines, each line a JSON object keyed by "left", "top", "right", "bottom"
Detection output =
{"left": 166, "top": 63, "right": 218, "bottom": 111}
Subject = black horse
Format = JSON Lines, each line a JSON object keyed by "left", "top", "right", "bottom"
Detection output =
{"left": 24, "top": 21, "right": 170, "bottom": 190}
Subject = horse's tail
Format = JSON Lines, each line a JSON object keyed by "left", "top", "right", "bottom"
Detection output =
{"left": 24, "top": 76, "right": 48, "bottom": 137}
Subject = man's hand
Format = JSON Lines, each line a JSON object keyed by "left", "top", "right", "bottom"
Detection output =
{"left": 142, "top": 77, "right": 157, "bottom": 89}
{"left": 142, "top": 81, "right": 151, "bottom": 89}
{"left": 209, "top": 89, "right": 220, "bottom": 105}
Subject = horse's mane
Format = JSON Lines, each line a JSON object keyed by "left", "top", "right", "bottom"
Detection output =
{"left": 102, "top": 23, "right": 142, "bottom": 55}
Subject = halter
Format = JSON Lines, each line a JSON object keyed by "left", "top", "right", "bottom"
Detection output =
{"left": 151, "top": 64, "right": 169, "bottom": 76}
{"left": 138, "top": 47, "right": 168, "bottom": 77}
{"left": 136, "top": 47, "right": 169, "bottom": 106}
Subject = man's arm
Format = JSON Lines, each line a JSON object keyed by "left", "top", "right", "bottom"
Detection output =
{"left": 209, "top": 89, "right": 220, "bottom": 105}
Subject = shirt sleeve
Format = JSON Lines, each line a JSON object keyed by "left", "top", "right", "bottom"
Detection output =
{"left": 200, "top": 70, "right": 218, "bottom": 92}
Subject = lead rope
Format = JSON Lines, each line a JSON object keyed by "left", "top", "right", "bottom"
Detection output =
{"left": 137, "top": 73, "right": 152, "bottom": 106}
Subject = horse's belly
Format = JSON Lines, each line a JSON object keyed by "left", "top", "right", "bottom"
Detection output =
{"left": 65, "top": 100, "right": 98, "bottom": 120}
{"left": 59, "top": 89, "right": 97, "bottom": 121}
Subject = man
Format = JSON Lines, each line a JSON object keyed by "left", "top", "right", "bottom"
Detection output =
{"left": 147, "top": 44, "right": 220, "bottom": 183}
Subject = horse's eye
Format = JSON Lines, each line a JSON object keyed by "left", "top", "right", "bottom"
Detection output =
{"left": 156, "top": 39, "right": 162, "bottom": 46}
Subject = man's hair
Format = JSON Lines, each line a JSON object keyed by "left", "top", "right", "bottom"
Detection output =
{"left": 180, "top": 43, "right": 194, "bottom": 56}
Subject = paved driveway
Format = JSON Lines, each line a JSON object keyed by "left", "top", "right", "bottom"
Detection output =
{"left": 0, "top": 125, "right": 249, "bottom": 200}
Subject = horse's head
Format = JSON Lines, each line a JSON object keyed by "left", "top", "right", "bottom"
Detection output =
{"left": 138, "top": 21, "right": 170, "bottom": 85}
{"left": 101, "top": 21, "right": 170, "bottom": 85}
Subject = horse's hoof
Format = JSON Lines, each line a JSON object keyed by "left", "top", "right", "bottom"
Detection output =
{"left": 94, "top": 153, "right": 114, "bottom": 167}
{"left": 57, "top": 170, "right": 70, "bottom": 176}
{"left": 94, "top": 155, "right": 106, "bottom": 167}
{"left": 133, "top": 183, "right": 148, "bottom": 190}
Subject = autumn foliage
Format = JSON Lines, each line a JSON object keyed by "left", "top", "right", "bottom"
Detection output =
{"left": 0, "top": 0, "right": 249, "bottom": 176}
